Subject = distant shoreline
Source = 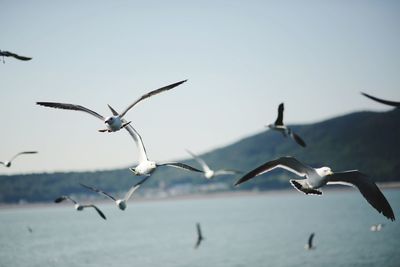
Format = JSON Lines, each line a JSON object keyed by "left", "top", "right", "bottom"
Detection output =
{"left": 0, "top": 182, "right": 399, "bottom": 210}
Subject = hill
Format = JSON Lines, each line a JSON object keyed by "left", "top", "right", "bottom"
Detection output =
{"left": 1, "top": 108, "right": 399, "bottom": 203}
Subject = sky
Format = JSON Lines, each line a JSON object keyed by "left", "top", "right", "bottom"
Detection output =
{"left": 1, "top": 0, "right": 399, "bottom": 175}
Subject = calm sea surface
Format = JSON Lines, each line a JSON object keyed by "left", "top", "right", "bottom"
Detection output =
{"left": 0, "top": 189, "right": 399, "bottom": 267}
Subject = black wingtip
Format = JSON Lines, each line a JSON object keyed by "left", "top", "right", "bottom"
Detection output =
{"left": 54, "top": 197, "right": 64, "bottom": 203}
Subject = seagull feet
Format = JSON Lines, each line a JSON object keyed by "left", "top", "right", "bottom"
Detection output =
{"left": 290, "top": 180, "right": 322, "bottom": 195}
{"left": 98, "top": 129, "right": 108, "bottom": 132}
{"left": 121, "top": 121, "right": 132, "bottom": 129}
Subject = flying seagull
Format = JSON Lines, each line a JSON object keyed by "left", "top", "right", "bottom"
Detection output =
{"left": 80, "top": 176, "right": 149, "bottom": 210}
{"left": 304, "top": 233, "right": 315, "bottom": 250}
{"left": 267, "top": 103, "right": 306, "bottom": 147}
{"left": 0, "top": 50, "right": 32, "bottom": 63}
{"left": 36, "top": 79, "right": 187, "bottom": 133}
{"left": 54, "top": 196, "right": 106, "bottom": 220}
{"left": 194, "top": 223, "right": 204, "bottom": 249}
{"left": 361, "top": 92, "right": 400, "bottom": 108}
{"left": 0, "top": 151, "right": 38, "bottom": 168}
{"left": 186, "top": 149, "right": 241, "bottom": 179}
{"left": 110, "top": 111, "right": 202, "bottom": 176}
{"left": 234, "top": 156, "right": 395, "bottom": 221}
{"left": 370, "top": 223, "right": 384, "bottom": 232}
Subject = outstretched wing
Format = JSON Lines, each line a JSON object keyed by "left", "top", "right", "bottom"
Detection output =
{"left": 54, "top": 195, "right": 77, "bottom": 204}
{"left": 124, "top": 176, "right": 150, "bottom": 201}
{"left": 36, "top": 102, "right": 105, "bottom": 121}
{"left": 9, "top": 151, "right": 38, "bottom": 162}
{"left": 80, "top": 183, "right": 116, "bottom": 201}
{"left": 157, "top": 162, "right": 203, "bottom": 173}
{"left": 119, "top": 80, "right": 187, "bottom": 118}
{"left": 195, "top": 223, "right": 203, "bottom": 249}
{"left": 82, "top": 205, "right": 107, "bottom": 220}
{"left": 214, "top": 169, "right": 242, "bottom": 176}
{"left": 290, "top": 131, "right": 306, "bottom": 147}
{"left": 361, "top": 92, "right": 400, "bottom": 107}
{"left": 274, "top": 103, "right": 284, "bottom": 126}
{"left": 308, "top": 233, "right": 315, "bottom": 248}
{"left": 124, "top": 124, "right": 149, "bottom": 163}
{"left": 186, "top": 150, "right": 212, "bottom": 173}
{"left": 1, "top": 51, "right": 32, "bottom": 61}
{"left": 234, "top": 156, "right": 313, "bottom": 186}
{"left": 327, "top": 171, "right": 395, "bottom": 221}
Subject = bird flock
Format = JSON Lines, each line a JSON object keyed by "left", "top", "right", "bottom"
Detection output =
{"left": 2, "top": 50, "right": 398, "bottom": 249}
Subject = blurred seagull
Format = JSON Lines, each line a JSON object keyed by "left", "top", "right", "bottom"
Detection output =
{"left": 36, "top": 80, "right": 187, "bottom": 133}
{"left": 234, "top": 156, "right": 395, "bottom": 221}
{"left": 267, "top": 103, "right": 306, "bottom": 147}
{"left": 80, "top": 176, "right": 149, "bottom": 210}
{"left": 370, "top": 223, "right": 384, "bottom": 232}
{"left": 109, "top": 112, "right": 202, "bottom": 176}
{"left": 54, "top": 196, "right": 106, "bottom": 220}
{"left": 0, "top": 50, "right": 32, "bottom": 63}
{"left": 194, "top": 223, "right": 204, "bottom": 249}
{"left": 361, "top": 92, "right": 400, "bottom": 107}
{"left": 304, "top": 233, "right": 315, "bottom": 250}
{"left": 186, "top": 149, "right": 241, "bottom": 179}
{"left": 0, "top": 151, "right": 38, "bottom": 168}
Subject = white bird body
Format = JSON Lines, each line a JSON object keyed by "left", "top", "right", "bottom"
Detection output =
{"left": 204, "top": 169, "right": 215, "bottom": 179}
{"left": 131, "top": 160, "right": 157, "bottom": 176}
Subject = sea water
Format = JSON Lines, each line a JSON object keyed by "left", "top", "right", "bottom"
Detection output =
{"left": 0, "top": 189, "right": 399, "bottom": 267}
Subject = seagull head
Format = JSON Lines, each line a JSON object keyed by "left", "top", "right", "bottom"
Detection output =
{"left": 4, "top": 161, "right": 11, "bottom": 167}
{"left": 116, "top": 199, "right": 127, "bottom": 210}
{"left": 104, "top": 116, "right": 115, "bottom": 125}
{"left": 316, "top": 167, "right": 333, "bottom": 177}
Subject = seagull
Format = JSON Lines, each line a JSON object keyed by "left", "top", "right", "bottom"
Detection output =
{"left": 110, "top": 110, "right": 202, "bottom": 176}
{"left": 27, "top": 226, "right": 33, "bottom": 233}
{"left": 36, "top": 79, "right": 187, "bottom": 133}
{"left": 370, "top": 223, "right": 384, "bottom": 232}
{"left": 361, "top": 92, "right": 400, "bottom": 107}
{"left": 194, "top": 223, "right": 204, "bottom": 249}
{"left": 54, "top": 196, "right": 106, "bottom": 220}
{"left": 304, "top": 233, "right": 315, "bottom": 250}
{"left": 0, "top": 50, "right": 32, "bottom": 63}
{"left": 0, "top": 151, "right": 38, "bottom": 168}
{"left": 80, "top": 176, "right": 149, "bottom": 210}
{"left": 234, "top": 156, "right": 395, "bottom": 221}
{"left": 186, "top": 149, "right": 241, "bottom": 179}
{"left": 267, "top": 103, "right": 306, "bottom": 147}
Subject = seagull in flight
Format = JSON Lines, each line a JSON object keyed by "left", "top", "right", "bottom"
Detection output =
{"left": 304, "top": 233, "right": 315, "bottom": 250}
{"left": 54, "top": 196, "right": 106, "bottom": 220}
{"left": 186, "top": 149, "right": 241, "bottom": 179}
{"left": 234, "top": 156, "right": 395, "bottom": 221}
{"left": 361, "top": 92, "right": 400, "bottom": 108}
{"left": 36, "top": 80, "right": 187, "bottom": 133}
{"left": 194, "top": 223, "right": 204, "bottom": 249}
{"left": 117, "top": 116, "right": 203, "bottom": 176}
{"left": 80, "top": 176, "right": 149, "bottom": 210}
{"left": 0, "top": 50, "right": 32, "bottom": 63}
{"left": 267, "top": 103, "right": 306, "bottom": 147}
{"left": 0, "top": 151, "right": 38, "bottom": 168}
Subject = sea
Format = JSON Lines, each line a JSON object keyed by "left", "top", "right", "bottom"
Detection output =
{"left": 0, "top": 189, "right": 399, "bottom": 267}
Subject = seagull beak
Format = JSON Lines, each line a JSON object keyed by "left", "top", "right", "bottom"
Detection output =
{"left": 328, "top": 170, "right": 334, "bottom": 175}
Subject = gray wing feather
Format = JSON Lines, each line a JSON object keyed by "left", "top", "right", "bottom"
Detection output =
{"left": 80, "top": 183, "right": 116, "bottom": 201}
{"left": 36, "top": 102, "right": 105, "bottom": 121}
{"left": 124, "top": 176, "right": 150, "bottom": 201}
{"left": 157, "top": 162, "right": 203, "bottom": 173}
{"left": 9, "top": 151, "right": 38, "bottom": 162}
{"left": 361, "top": 92, "right": 400, "bottom": 107}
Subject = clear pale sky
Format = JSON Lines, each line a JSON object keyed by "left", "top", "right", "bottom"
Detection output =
{"left": 1, "top": 0, "right": 399, "bottom": 175}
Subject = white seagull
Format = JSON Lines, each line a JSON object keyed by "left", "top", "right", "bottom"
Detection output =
{"left": 80, "top": 176, "right": 149, "bottom": 210}
{"left": 54, "top": 196, "right": 106, "bottom": 220}
{"left": 304, "top": 233, "right": 315, "bottom": 250}
{"left": 0, "top": 50, "right": 32, "bottom": 63}
{"left": 186, "top": 149, "right": 241, "bottom": 179}
{"left": 36, "top": 79, "right": 187, "bottom": 133}
{"left": 194, "top": 223, "right": 204, "bottom": 249}
{"left": 267, "top": 103, "right": 306, "bottom": 147}
{"left": 361, "top": 92, "right": 400, "bottom": 108}
{"left": 118, "top": 117, "right": 203, "bottom": 176}
{"left": 0, "top": 151, "right": 38, "bottom": 168}
{"left": 234, "top": 156, "right": 395, "bottom": 221}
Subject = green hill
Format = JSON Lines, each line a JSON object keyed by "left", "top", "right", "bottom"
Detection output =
{"left": 1, "top": 108, "right": 399, "bottom": 203}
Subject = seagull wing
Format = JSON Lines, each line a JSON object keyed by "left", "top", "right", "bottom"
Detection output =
{"left": 234, "top": 156, "right": 313, "bottom": 186}
{"left": 308, "top": 233, "right": 315, "bottom": 248}
{"left": 9, "top": 151, "right": 38, "bottom": 162}
{"left": 54, "top": 196, "right": 77, "bottom": 204}
{"left": 213, "top": 169, "right": 242, "bottom": 176}
{"left": 186, "top": 150, "right": 212, "bottom": 173}
{"left": 79, "top": 183, "right": 116, "bottom": 201}
{"left": 0, "top": 162, "right": 4, "bottom": 166}
{"left": 124, "top": 176, "right": 150, "bottom": 201}
{"left": 157, "top": 162, "right": 203, "bottom": 173}
{"left": 274, "top": 103, "right": 284, "bottom": 126}
{"left": 36, "top": 102, "right": 105, "bottom": 121}
{"left": 82, "top": 205, "right": 107, "bottom": 220}
{"left": 195, "top": 223, "right": 203, "bottom": 248}
{"left": 1, "top": 51, "right": 32, "bottom": 61}
{"left": 290, "top": 131, "right": 307, "bottom": 147}
{"left": 361, "top": 92, "right": 400, "bottom": 107}
{"left": 327, "top": 171, "right": 395, "bottom": 221}
{"left": 124, "top": 124, "right": 149, "bottom": 163}
{"left": 119, "top": 80, "right": 187, "bottom": 118}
